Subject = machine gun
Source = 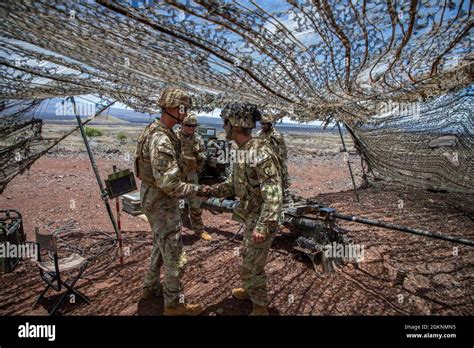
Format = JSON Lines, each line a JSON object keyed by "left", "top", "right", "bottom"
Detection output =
{"left": 201, "top": 194, "right": 474, "bottom": 273}
{"left": 201, "top": 195, "right": 352, "bottom": 273}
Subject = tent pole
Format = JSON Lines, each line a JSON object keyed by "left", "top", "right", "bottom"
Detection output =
{"left": 70, "top": 97, "right": 121, "bottom": 241}
{"left": 337, "top": 121, "right": 360, "bottom": 203}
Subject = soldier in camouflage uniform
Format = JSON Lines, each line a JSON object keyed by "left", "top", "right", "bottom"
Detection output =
{"left": 176, "top": 113, "right": 212, "bottom": 241}
{"left": 134, "top": 87, "right": 203, "bottom": 316}
{"left": 197, "top": 103, "right": 283, "bottom": 316}
{"left": 256, "top": 114, "right": 291, "bottom": 191}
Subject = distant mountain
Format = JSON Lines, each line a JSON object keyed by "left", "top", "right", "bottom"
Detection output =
{"left": 21, "top": 98, "right": 335, "bottom": 134}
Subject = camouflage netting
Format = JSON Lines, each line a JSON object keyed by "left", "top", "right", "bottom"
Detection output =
{"left": 0, "top": 0, "right": 472, "bottom": 194}
{"left": 0, "top": 100, "right": 46, "bottom": 193}
{"left": 346, "top": 87, "right": 473, "bottom": 194}
{"left": 0, "top": 98, "right": 113, "bottom": 193}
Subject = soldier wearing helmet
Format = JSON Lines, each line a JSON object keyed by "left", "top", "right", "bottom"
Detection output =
{"left": 134, "top": 87, "right": 203, "bottom": 316}
{"left": 197, "top": 103, "right": 283, "bottom": 316}
{"left": 256, "top": 113, "right": 291, "bottom": 191}
{"left": 177, "top": 113, "right": 211, "bottom": 241}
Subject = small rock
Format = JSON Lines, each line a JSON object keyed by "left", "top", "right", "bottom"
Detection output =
{"left": 216, "top": 308, "right": 224, "bottom": 315}
{"left": 403, "top": 273, "right": 431, "bottom": 293}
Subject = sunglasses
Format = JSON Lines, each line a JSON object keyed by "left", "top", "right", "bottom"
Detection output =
{"left": 183, "top": 124, "right": 197, "bottom": 128}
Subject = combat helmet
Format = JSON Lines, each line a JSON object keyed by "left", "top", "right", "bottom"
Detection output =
{"left": 183, "top": 112, "right": 198, "bottom": 126}
{"left": 157, "top": 87, "right": 192, "bottom": 109}
{"left": 221, "top": 103, "right": 261, "bottom": 129}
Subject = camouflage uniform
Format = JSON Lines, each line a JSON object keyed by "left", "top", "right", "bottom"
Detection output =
{"left": 201, "top": 104, "right": 283, "bottom": 308}
{"left": 256, "top": 115, "right": 290, "bottom": 189}
{"left": 177, "top": 114, "right": 207, "bottom": 234}
{"left": 134, "top": 89, "right": 198, "bottom": 307}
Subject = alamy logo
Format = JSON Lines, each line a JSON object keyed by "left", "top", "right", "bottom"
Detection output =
{"left": 0, "top": 242, "right": 37, "bottom": 260}
{"left": 324, "top": 242, "right": 365, "bottom": 262}
{"left": 376, "top": 100, "right": 420, "bottom": 118}
{"left": 216, "top": 147, "right": 258, "bottom": 167}
{"left": 18, "top": 322, "right": 56, "bottom": 341}
{"left": 55, "top": 101, "right": 95, "bottom": 117}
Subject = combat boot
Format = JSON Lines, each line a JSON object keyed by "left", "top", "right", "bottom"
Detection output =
{"left": 250, "top": 304, "right": 269, "bottom": 316}
{"left": 164, "top": 303, "right": 203, "bottom": 316}
{"left": 199, "top": 231, "right": 213, "bottom": 241}
{"left": 231, "top": 287, "right": 250, "bottom": 300}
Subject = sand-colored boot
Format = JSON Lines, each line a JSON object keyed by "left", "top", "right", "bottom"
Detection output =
{"left": 250, "top": 304, "right": 269, "bottom": 316}
{"left": 199, "top": 231, "right": 213, "bottom": 241}
{"left": 231, "top": 287, "right": 250, "bottom": 300}
{"left": 164, "top": 303, "right": 203, "bottom": 316}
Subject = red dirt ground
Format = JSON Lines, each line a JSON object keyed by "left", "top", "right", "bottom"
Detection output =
{"left": 0, "top": 152, "right": 473, "bottom": 316}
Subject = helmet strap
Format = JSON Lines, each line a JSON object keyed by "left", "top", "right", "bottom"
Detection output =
{"left": 163, "top": 109, "right": 182, "bottom": 124}
{"left": 224, "top": 122, "right": 233, "bottom": 140}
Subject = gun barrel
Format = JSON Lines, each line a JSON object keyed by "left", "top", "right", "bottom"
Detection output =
{"left": 335, "top": 213, "right": 474, "bottom": 247}
{"left": 201, "top": 197, "right": 238, "bottom": 213}
{"left": 200, "top": 197, "right": 474, "bottom": 247}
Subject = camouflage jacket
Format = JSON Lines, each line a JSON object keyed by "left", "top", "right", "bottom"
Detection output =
{"left": 256, "top": 127, "right": 288, "bottom": 161}
{"left": 134, "top": 119, "right": 197, "bottom": 198}
{"left": 208, "top": 138, "right": 283, "bottom": 235}
{"left": 176, "top": 129, "right": 206, "bottom": 176}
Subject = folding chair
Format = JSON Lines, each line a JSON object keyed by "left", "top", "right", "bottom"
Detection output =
{"left": 33, "top": 227, "right": 91, "bottom": 315}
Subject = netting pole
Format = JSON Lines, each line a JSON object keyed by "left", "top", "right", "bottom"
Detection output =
{"left": 337, "top": 122, "right": 360, "bottom": 203}
{"left": 341, "top": 122, "right": 374, "bottom": 187}
{"left": 70, "top": 97, "right": 121, "bottom": 242}
{"left": 112, "top": 165, "right": 124, "bottom": 266}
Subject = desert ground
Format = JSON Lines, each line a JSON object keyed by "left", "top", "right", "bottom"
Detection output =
{"left": 0, "top": 120, "right": 473, "bottom": 316}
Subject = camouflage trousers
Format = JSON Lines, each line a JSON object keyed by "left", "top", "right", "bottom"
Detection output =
{"left": 281, "top": 160, "right": 290, "bottom": 189}
{"left": 140, "top": 183, "right": 187, "bottom": 307}
{"left": 240, "top": 224, "right": 276, "bottom": 307}
{"left": 185, "top": 175, "right": 204, "bottom": 234}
